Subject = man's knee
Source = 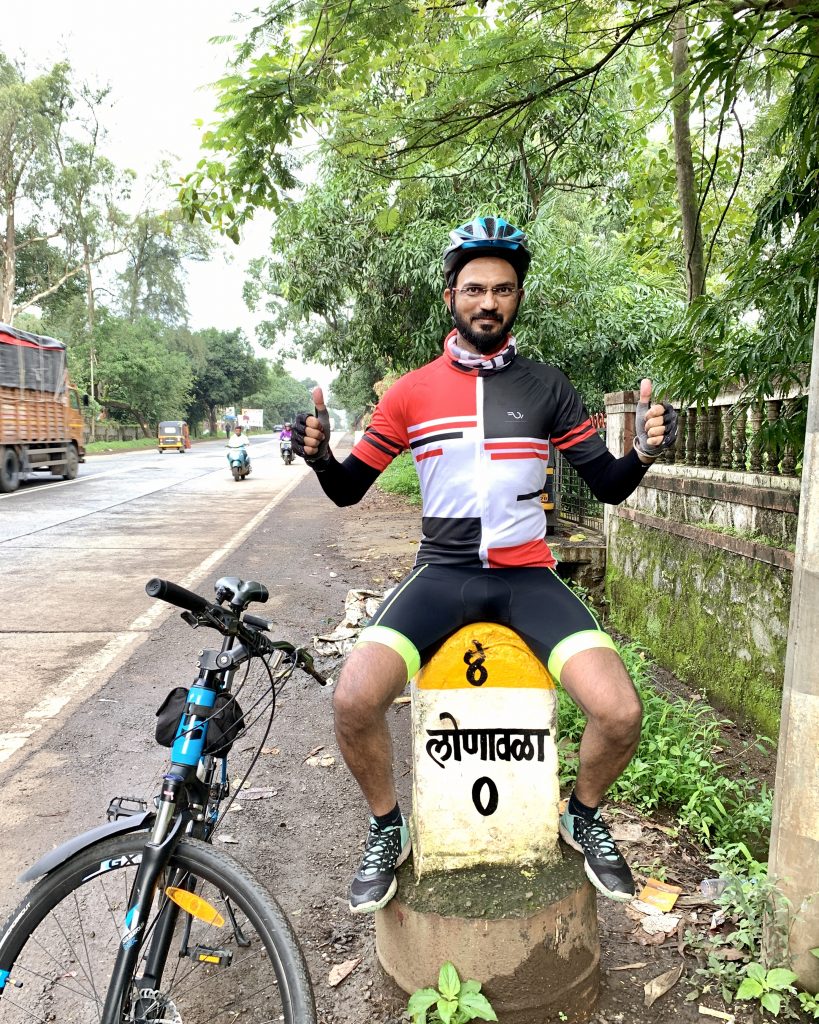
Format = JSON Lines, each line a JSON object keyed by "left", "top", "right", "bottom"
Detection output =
{"left": 608, "top": 692, "right": 642, "bottom": 745}
{"left": 333, "top": 643, "right": 407, "bottom": 727}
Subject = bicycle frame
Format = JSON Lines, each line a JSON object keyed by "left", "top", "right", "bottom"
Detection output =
{"left": 101, "top": 630, "right": 240, "bottom": 1023}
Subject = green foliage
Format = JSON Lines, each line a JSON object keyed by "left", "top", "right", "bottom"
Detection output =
{"left": 184, "top": 1, "right": 818, "bottom": 425}
{"left": 85, "top": 437, "right": 161, "bottom": 453}
{"left": 377, "top": 452, "right": 422, "bottom": 505}
{"left": 737, "top": 964, "right": 798, "bottom": 1017}
{"left": 241, "top": 367, "right": 312, "bottom": 427}
{"left": 407, "top": 962, "right": 497, "bottom": 1024}
{"left": 187, "top": 328, "right": 269, "bottom": 430}
{"left": 328, "top": 360, "right": 385, "bottom": 425}
{"left": 119, "top": 198, "right": 213, "bottom": 326}
{"left": 798, "top": 954, "right": 819, "bottom": 1019}
{"left": 558, "top": 641, "right": 773, "bottom": 851}
{"left": 92, "top": 315, "right": 194, "bottom": 428}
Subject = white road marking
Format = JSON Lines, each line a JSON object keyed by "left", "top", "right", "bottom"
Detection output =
{"left": 0, "top": 465, "right": 308, "bottom": 765}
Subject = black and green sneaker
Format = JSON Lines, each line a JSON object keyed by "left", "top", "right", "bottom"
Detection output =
{"left": 348, "top": 815, "right": 411, "bottom": 914}
{"left": 559, "top": 807, "right": 635, "bottom": 902}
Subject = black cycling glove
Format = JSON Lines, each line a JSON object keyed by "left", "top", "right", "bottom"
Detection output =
{"left": 292, "top": 406, "right": 331, "bottom": 466}
{"left": 634, "top": 400, "right": 678, "bottom": 458}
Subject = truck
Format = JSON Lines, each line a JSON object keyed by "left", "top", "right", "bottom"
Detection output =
{"left": 0, "top": 323, "right": 87, "bottom": 493}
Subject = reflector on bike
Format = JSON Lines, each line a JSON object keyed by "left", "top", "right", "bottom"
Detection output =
{"left": 165, "top": 886, "right": 225, "bottom": 927}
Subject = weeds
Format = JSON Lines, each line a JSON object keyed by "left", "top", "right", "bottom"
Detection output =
{"left": 407, "top": 962, "right": 497, "bottom": 1023}
{"left": 557, "top": 640, "right": 773, "bottom": 852}
{"left": 377, "top": 452, "right": 422, "bottom": 504}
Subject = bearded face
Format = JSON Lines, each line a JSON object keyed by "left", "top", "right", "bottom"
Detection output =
{"left": 445, "top": 256, "right": 523, "bottom": 355}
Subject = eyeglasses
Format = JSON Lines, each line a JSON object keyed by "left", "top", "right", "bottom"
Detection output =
{"left": 451, "top": 284, "right": 520, "bottom": 300}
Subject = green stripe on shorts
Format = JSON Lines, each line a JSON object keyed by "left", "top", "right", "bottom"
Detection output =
{"left": 548, "top": 629, "right": 617, "bottom": 683}
{"left": 356, "top": 625, "right": 421, "bottom": 681}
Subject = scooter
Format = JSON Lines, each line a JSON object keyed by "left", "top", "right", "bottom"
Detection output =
{"left": 280, "top": 438, "right": 293, "bottom": 465}
{"left": 226, "top": 445, "right": 251, "bottom": 481}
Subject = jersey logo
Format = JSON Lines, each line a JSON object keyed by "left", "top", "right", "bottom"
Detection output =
{"left": 506, "top": 410, "right": 524, "bottom": 420}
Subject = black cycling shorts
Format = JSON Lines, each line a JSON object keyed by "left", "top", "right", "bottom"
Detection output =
{"left": 355, "top": 564, "right": 616, "bottom": 683}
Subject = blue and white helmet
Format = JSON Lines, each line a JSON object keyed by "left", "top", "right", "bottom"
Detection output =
{"left": 443, "top": 216, "right": 531, "bottom": 287}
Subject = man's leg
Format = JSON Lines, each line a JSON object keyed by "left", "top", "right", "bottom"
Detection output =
{"left": 558, "top": 645, "right": 642, "bottom": 901}
{"left": 333, "top": 640, "right": 413, "bottom": 913}
{"left": 559, "top": 646, "right": 642, "bottom": 807}
{"left": 333, "top": 641, "right": 409, "bottom": 814}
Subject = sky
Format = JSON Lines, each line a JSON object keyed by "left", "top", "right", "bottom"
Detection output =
{"left": 5, "top": 1, "right": 332, "bottom": 391}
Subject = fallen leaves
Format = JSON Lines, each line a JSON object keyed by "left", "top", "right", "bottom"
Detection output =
{"left": 306, "top": 755, "right": 336, "bottom": 767}
{"left": 327, "top": 957, "right": 361, "bottom": 988}
{"left": 644, "top": 964, "right": 684, "bottom": 1007}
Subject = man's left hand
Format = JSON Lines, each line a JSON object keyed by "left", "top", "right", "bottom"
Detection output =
{"left": 635, "top": 379, "right": 678, "bottom": 463}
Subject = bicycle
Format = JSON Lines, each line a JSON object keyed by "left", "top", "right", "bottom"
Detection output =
{"left": 0, "top": 574, "right": 328, "bottom": 1023}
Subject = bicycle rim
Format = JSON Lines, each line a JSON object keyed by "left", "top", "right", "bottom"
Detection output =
{"left": 0, "top": 833, "right": 316, "bottom": 1024}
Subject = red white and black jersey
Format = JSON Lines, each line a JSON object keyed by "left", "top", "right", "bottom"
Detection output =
{"left": 350, "top": 333, "right": 608, "bottom": 569}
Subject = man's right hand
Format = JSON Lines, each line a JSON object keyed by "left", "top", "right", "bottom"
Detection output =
{"left": 293, "top": 386, "right": 332, "bottom": 465}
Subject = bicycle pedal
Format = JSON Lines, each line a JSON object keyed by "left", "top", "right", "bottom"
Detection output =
{"left": 187, "top": 945, "right": 233, "bottom": 968}
{"left": 107, "top": 796, "right": 149, "bottom": 821}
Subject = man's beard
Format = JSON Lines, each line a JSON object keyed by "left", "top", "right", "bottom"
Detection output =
{"left": 452, "top": 301, "right": 520, "bottom": 355}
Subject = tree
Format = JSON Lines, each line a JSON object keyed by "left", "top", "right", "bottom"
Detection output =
{"left": 183, "top": 2, "right": 816, "bottom": 392}
{"left": 188, "top": 328, "right": 269, "bottom": 433}
{"left": 0, "top": 53, "right": 127, "bottom": 324}
{"left": 91, "top": 315, "right": 193, "bottom": 433}
{"left": 329, "top": 361, "right": 385, "bottom": 430}
{"left": 241, "top": 366, "right": 312, "bottom": 426}
{"left": 119, "top": 178, "right": 213, "bottom": 326}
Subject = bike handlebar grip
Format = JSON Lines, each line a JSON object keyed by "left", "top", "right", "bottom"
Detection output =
{"left": 145, "top": 578, "right": 210, "bottom": 614}
{"left": 243, "top": 613, "right": 273, "bottom": 631}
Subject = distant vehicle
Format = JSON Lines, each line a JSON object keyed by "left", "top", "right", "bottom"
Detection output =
{"left": 273, "top": 423, "right": 283, "bottom": 434}
{"left": 0, "top": 323, "right": 87, "bottom": 493}
{"left": 158, "top": 420, "right": 191, "bottom": 453}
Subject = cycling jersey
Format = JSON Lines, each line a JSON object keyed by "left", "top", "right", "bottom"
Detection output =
{"left": 343, "top": 331, "right": 643, "bottom": 569}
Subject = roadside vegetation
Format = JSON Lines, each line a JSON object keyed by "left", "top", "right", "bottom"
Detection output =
{"left": 377, "top": 452, "right": 422, "bottom": 505}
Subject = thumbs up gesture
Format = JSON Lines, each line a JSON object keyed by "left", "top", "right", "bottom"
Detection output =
{"left": 292, "top": 386, "right": 332, "bottom": 465}
{"left": 634, "top": 379, "right": 678, "bottom": 462}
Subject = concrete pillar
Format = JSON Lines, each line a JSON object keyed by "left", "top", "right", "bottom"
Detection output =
{"left": 767, "top": 289, "right": 819, "bottom": 991}
{"left": 376, "top": 624, "right": 600, "bottom": 1021}
{"left": 603, "top": 389, "right": 638, "bottom": 542}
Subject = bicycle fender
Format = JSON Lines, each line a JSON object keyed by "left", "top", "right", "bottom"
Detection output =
{"left": 19, "top": 810, "right": 154, "bottom": 883}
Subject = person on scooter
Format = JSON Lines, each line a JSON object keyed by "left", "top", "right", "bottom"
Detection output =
{"left": 292, "top": 215, "right": 678, "bottom": 915}
{"left": 226, "top": 424, "right": 250, "bottom": 468}
{"left": 279, "top": 421, "right": 294, "bottom": 464}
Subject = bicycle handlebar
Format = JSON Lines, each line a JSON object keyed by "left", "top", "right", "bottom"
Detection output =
{"left": 145, "top": 578, "right": 212, "bottom": 615}
{"left": 243, "top": 613, "right": 329, "bottom": 686}
{"left": 146, "top": 580, "right": 329, "bottom": 685}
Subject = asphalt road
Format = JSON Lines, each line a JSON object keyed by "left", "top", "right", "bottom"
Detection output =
{"left": 0, "top": 435, "right": 309, "bottom": 768}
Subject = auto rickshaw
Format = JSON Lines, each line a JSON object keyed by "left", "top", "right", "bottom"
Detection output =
{"left": 158, "top": 420, "right": 191, "bottom": 453}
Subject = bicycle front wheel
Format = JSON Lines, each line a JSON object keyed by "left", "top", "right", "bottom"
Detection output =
{"left": 0, "top": 833, "right": 316, "bottom": 1023}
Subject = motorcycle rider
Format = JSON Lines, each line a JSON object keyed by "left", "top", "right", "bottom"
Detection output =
{"left": 279, "top": 421, "right": 294, "bottom": 463}
{"left": 226, "top": 424, "right": 251, "bottom": 471}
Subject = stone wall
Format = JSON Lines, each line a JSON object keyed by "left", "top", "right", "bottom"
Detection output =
{"left": 604, "top": 391, "right": 799, "bottom": 736}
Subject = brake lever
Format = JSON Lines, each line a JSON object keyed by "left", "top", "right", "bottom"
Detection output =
{"left": 294, "top": 648, "right": 329, "bottom": 686}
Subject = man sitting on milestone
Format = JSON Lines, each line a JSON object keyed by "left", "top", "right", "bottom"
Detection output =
{"left": 292, "top": 216, "right": 677, "bottom": 914}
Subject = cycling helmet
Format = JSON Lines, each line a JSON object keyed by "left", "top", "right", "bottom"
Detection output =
{"left": 443, "top": 216, "right": 531, "bottom": 287}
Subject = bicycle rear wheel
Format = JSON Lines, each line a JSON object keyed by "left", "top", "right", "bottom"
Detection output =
{"left": 0, "top": 833, "right": 316, "bottom": 1023}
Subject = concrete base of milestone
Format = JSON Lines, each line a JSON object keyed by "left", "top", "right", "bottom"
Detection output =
{"left": 375, "top": 847, "right": 600, "bottom": 1023}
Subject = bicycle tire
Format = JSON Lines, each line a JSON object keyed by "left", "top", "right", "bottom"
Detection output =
{"left": 0, "top": 833, "right": 316, "bottom": 1023}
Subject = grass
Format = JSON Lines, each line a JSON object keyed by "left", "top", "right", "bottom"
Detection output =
{"left": 558, "top": 638, "right": 774, "bottom": 855}
{"left": 85, "top": 437, "right": 162, "bottom": 454}
{"left": 377, "top": 451, "right": 422, "bottom": 504}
